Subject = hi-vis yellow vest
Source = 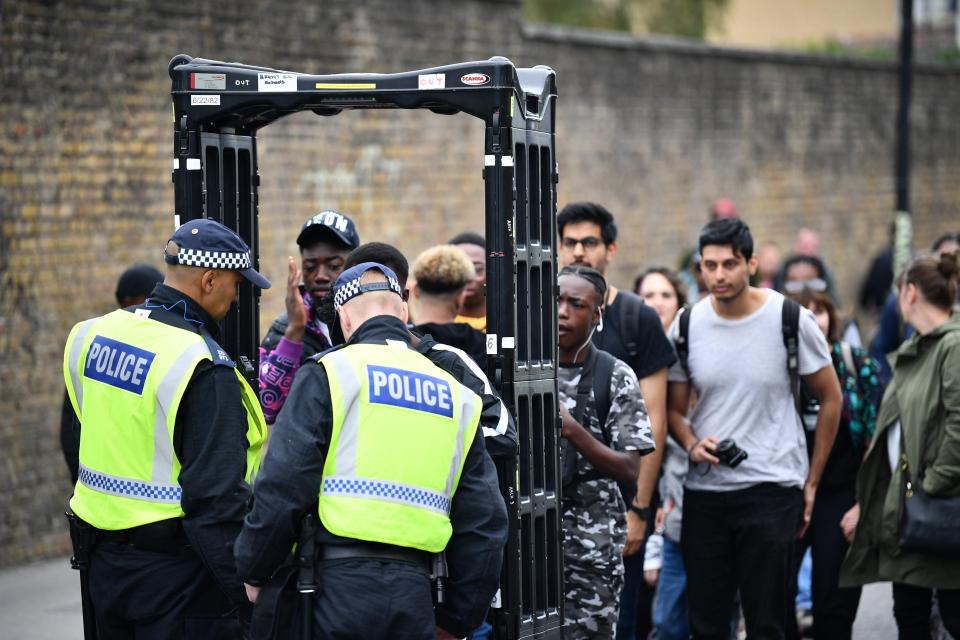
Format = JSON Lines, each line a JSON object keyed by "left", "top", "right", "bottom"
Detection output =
{"left": 318, "top": 343, "right": 481, "bottom": 553}
{"left": 63, "top": 309, "right": 267, "bottom": 530}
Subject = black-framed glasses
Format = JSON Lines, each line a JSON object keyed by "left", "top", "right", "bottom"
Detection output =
{"left": 561, "top": 236, "right": 602, "bottom": 250}
{"left": 784, "top": 278, "right": 828, "bottom": 294}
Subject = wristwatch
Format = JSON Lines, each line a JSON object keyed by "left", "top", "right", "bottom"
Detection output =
{"left": 627, "top": 504, "right": 652, "bottom": 521}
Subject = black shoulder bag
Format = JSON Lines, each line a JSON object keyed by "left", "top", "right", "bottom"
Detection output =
{"left": 900, "top": 447, "right": 960, "bottom": 556}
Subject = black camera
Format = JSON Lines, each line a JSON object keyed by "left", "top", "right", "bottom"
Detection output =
{"left": 711, "top": 438, "right": 748, "bottom": 468}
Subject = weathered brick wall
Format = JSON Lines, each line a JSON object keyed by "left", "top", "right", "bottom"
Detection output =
{"left": 1, "top": 1, "right": 958, "bottom": 566}
{"left": 523, "top": 24, "right": 960, "bottom": 302}
{"left": 0, "top": 0, "right": 522, "bottom": 567}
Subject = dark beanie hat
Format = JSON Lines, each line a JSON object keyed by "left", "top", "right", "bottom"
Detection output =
{"left": 115, "top": 264, "right": 163, "bottom": 304}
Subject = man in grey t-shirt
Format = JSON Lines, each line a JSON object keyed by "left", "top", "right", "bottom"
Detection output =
{"left": 667, "top": 218, "right": 841, "bottom": 639}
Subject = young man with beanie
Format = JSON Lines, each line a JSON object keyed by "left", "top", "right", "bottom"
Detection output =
{"left": 63, "top": 219, "right": 271, "bottom": 636}
{"left": 258, "top": 209, "right": 360, "bottom": 423}
{"left": 667, "top": 218, "right": 841, "bottom": 638}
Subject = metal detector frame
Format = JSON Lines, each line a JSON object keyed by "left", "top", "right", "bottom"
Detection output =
{"left": 168, "top": 54, "right": 562, "bottom": 639}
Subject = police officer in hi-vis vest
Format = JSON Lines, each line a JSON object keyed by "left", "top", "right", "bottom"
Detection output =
{"left": 63, "top": 218, "right": 271, "bottom": 638}
{"left": 235, "top": 262, "right": 508, "bottom": 640}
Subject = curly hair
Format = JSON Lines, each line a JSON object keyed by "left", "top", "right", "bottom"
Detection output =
{"left": 413, "top": 245, "right": 476, "bottom": 296}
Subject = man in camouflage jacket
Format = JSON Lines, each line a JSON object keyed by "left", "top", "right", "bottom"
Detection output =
{"left": 557, "top": 266, "right": 655, "bottom": 638}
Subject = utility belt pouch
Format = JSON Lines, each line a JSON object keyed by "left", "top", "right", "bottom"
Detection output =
{"left": 65, "top": 510, "right": 95, "bottom": 571}
{"left": 431, "top": 552, "right": 448, "bottom": 606}
{"left": 297, "top": 512, "right": 319, "bottom": 595}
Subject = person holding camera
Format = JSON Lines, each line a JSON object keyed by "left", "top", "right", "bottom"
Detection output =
{"left": 667, "top": 218, "right": 841, "bottom": 639}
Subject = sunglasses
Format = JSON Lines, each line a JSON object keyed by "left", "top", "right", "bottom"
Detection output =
{"left": 784, "top": 278, "right": 828, "bottom": 294}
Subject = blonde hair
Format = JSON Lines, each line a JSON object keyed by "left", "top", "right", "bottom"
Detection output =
{"left": 413, "top": 245, "right": 475, "bottom": 296}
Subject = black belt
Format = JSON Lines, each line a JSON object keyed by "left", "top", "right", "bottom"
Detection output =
{"left": 320, "top": 542, "right": 431, "bottom": 570}
{"left": 96, "top": 519, "right": 189, "bottom": 553}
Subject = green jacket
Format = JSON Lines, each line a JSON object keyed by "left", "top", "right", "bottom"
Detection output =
{"left": 841, "top": 311, "right": 960, "bottom": 589}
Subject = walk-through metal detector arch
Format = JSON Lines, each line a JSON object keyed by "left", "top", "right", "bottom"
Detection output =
{"left": 168, "top": 54, "right": 562, "bottom": 639}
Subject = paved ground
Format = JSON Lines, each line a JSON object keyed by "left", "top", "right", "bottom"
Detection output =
{"left": 0, "top": 555, "right": 897, "bottom": 638}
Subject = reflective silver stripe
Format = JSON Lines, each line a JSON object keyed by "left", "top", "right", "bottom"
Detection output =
{"left": 447, "top": 387, "right": 479, "bottom": 496}
{"left": 430, "top": 343, "right": 508, "bottom": 437}
{"left": 78, "top": 463, "right": 181, "bottom": 504}
{"left": 66, "top": 319, "right": 99, "bottom": 414}
{"left": 322, "top": 475, "right": 450, "bottom": 515}
{"left": 321, "top": 350, "right": 363, "bottom": 477}
{"left": 152, "top": 341, "right": 210, "bottom": 484}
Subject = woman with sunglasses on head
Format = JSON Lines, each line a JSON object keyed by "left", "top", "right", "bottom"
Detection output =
{"left": 782, "top": 255, "right": 863, "bottom": 348}
{"left": 785, "top": 288, "right": 885, "bottom": 639}
{"left": 841, "top": 250, "right": 960, "bottom": 638}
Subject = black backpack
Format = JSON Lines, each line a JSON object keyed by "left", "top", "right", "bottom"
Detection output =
{"left": 561, "top": 346, "right": 636, "bottom": 501}
{"left": 675, "top": 298, "right": 803, "bottom": 416}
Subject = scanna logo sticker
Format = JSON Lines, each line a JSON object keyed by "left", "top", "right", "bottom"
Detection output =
{"left": 460, "top": 73, "right": 490, "bottom": 86}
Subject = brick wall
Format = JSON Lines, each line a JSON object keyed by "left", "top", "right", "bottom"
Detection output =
{"left": 1, "top": 1, "right": 958, "bottom": 566}
{"left": 523, "top": 24, "right": 960, "bottom": 301}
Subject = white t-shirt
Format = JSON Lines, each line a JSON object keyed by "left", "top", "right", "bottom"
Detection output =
{"left": 668, "top": 290, "right": 832, "bottom": 491}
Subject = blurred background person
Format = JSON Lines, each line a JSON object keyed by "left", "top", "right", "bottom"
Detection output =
{"left": 709, "top": 197, "right": 738, "bottom": 221}
{"left": 781, "top": 254, "right": 859, "bottom": 346}
{"left": 841, "top": 250, "right": 960, "bottom": 638}
{"left": 785, "top": 289, "right": 884, "bottom": 640}
{"left": 858, "top": 222, "right": 897, "bottom": 319}
{"left": 60, "top": 263, "right": 162, "bottom": 485}
{"left": 634, "top": 266, "right": 688, "bottom": 332}
{"left": 634, "top": 266, "right": 691, "bottom": 640}
{"left": 449, "top": 232, "right": 487, "bottom": 331}
{"left": 755, "top": 241, "right": 782, "bottom": 290}
{"left": 869, "top": 232, "right": 960, "bottom": 381}
{"left": 411, "top": 244, "right": 486, "bottom": 367}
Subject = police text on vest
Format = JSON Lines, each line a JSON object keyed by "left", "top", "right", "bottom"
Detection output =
{"left": 84, "top": 336, "right": 156, "bottom": 395}
{"left": 367, "top": 365, "right": 454, "bottom": 417}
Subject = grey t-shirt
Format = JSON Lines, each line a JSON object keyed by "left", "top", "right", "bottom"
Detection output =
{"left": 668, "top": 290, "right": 832, "bottom": 491}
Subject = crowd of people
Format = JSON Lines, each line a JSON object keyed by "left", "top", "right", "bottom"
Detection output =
{"left": 60, "top": 200, "right": 959, "bottom": 640}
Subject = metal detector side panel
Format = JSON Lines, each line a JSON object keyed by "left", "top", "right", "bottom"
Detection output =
{"left": 171, "top": 130, "right": 262, "bottom": 378}
{"left": 485, "top": 80, "right": 562, "bottom": 638}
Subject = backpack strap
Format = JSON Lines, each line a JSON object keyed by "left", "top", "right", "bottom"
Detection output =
{"left": 782, "top": 298, "right": 802, "bottom": 416}
{"left": 676, "top": 306, "right": 691, "bottom": 381}
{"left": 591, "top": 349, "right": 617, "bottom": 434}
{"left": 572, "top": 347, "right": 599, "bottom": 427}
{"left": 616, "top": 295, "right": 642, "bottom": 359}
{"left": 840, "top": 341, "right": 856, "bottom": 378}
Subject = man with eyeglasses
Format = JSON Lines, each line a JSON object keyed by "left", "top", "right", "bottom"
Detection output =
{"left": 558, "top": 201, "right": 676, "bottom": 640}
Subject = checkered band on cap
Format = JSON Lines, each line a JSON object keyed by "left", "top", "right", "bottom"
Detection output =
{"left": 333, "top": 273, "right": 403, "bottom": 308}
{"left": 176, "top": 247, "right": 252, "bottom": 270}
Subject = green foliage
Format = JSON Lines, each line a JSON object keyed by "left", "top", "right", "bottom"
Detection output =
{"left": 523, "top": 0, "right": 730, "bottom": 39}
{"left": 641, "top": 0, "right": 730, "bottom": 39}
{"left": 794, "top": 39, "right": 897, "bottom": 61}
{"left": 940, "top": 46, "right": 960, "bottom": 64}
{"left": 524, "top": 0, "right": 632, "bottom": 32}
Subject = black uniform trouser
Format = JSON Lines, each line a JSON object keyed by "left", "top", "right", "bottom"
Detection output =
{"left": 310, "top": 557, "right": 435, "bottom": 640}
{"left": 90, "top": 541, "right": 245, "bottom": 639}
{"left": 682, "top": 483, "right": 804, "bottom": 640}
